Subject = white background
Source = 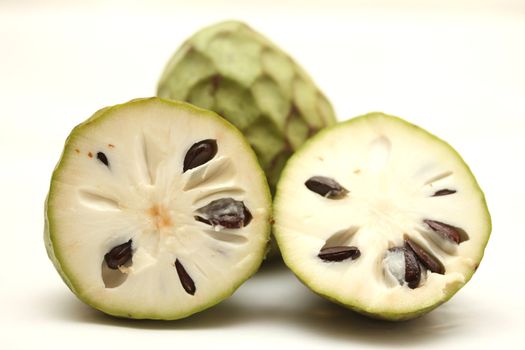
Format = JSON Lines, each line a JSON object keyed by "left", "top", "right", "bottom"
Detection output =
{"left": 1, "top": 0, "right": 524, "bottom": 349}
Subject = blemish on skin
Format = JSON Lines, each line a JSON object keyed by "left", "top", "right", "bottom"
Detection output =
{"left": 353, "top": 169, "right": 361, "bottom": 174}
{"left": 88, "top": 152, "right": 93, "bottom": 158}
{"left": 108, "top": 144, "right": 115, "bottom": 148}
{"left": 317, "top": 156, "right": 324, "bottom": 161}
{"left": 75, "top": 149, "right": 80, "bottom": 154}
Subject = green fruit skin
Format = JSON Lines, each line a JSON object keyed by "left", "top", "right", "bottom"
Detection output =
{"left": 274, "top": 112, "right": 492, "bottom": 321}
{"left": 45, "top": 97, "right": 272, "bottom": 320}
{"left": 157, "top": 20, "right": 337, "bottom": 192}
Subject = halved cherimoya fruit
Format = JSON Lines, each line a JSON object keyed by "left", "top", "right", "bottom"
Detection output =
{"left": 44, "top": 98, "right": 271, "bottom": 320}
{"left": 273, "top": 113, "right": 491, "bottom": 321}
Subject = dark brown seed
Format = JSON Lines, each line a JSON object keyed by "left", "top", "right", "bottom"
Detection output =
{"left": 424, "top": 219, "right": 461, "bottom": 244}
{"left": 195, "top": 198, "right": 252, "bottom": 229}
{"left": 405, "top": 238, "right": 445, "bottom": 274}
{"left": 183, "top": 139, "right": 218, "bottom": 172}
{"left": 305, "top": 176, "right": 348, "bottom": 199}
{"left": 242, "top": 205, "right": 253, "bottom": 226}
{"left": 403, "top": 248, "right": 421, "bottom": 289}
{"left": 175, "top": 259, "right": 196, "bottom": 295}
{"left": 104, "top": 240, "right": 132, "bottom": 270}
{"left": 97, "top": 152, "right": 109, "bottom": 167}
{"left": 432, "top": 189, "right": 456, "bottom": 197}
{"left": 318, "top": 246, "right": 361, "bottom": 262}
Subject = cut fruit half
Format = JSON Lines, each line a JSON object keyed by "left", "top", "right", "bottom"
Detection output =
{"left": 273, "top": 113, "right": 491, "bottom": 320}
{"left": 44, "top": 98, "right": 271, "bottom": 320}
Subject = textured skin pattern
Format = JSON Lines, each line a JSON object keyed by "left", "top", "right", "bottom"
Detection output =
{"left": 158, "top": 21, "right": 337, "bottom": 191}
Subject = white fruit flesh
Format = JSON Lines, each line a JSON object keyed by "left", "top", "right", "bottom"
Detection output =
{"left": 274, "top": 113, "right": 491, "bottom": 320}
{"left": 45, "top": 98, "right": 271, "bottom": 319}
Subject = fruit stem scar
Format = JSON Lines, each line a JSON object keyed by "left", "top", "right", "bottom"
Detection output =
{"left": 147, "top": 204, "right": 173, "bottom": 230}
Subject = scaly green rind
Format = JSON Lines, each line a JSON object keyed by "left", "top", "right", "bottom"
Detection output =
{"left": 157, "top": 20, "right": 337, "bottom": 192}
{"left": 44, "top": 97, "right": 272, "bottom": 320}
{"left": 274, "top": 112, "right": 491, "bottom": 321}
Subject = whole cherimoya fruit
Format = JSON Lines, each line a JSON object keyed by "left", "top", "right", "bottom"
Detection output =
{"left": 273, "top": 113, "right": 491, "bottom": 321}
{"left": 45, "top": 98, "right": 271, "bottom": 320}
{"left": 157, "top": 20, "right": 337, "bottom": 191}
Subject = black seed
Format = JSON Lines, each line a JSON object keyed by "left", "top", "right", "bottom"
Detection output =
{"left": 175, "top": 259, "right": 196, "bottom": 295}
{"left": 432, "top": 189, "right": 456, "bottom": 197}
{"left": 424, "top": 219, "right": 461, "bottom": 244}
{"left": 405, "top": 238, "right": 445, "bottom": 274}
{"left": 104, "top": 240, "right": 132, "bottom": 270}
{"left": 183, "top": 139, "right": 218, "bottom": 172}
{"left": 195, "top": 198, "right": 252, "bottom": 229}
{"left": 305, "top": 176, "right": 348, "bottom": 199}
{"left": 97, "top": 152, "right": 109, "bottom": 167}
{"left": 403, "top": 247, "right": 421, "bottom": 289}
{"left": 318, "top": 246, "right": 360, "bottom": 262}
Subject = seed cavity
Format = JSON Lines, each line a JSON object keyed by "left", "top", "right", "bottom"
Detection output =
{"left": 192, "top": 185, "right": 245, "bottom": 206}
{"left": 432, "top": 189, "right": 456, "bottom": 197}
{"left": 97, "top": 152, "right": 109, "bottom": 167}
{"left": 305, "top": 176, "right": 348, "bottom": 199}
{"left": 175, "top": 259, "right": 196, "bottom": 295}
{"left": 318, "top": 246, "right": 360, "bottom": 262}
{"left": 101, "top": 260, "right": 128, "bottom": 288}
{"left": 323, "top": 226, "right": 360, "bottom": 247}
{"left": 104, "top": 240, "right": 133, "bottom": 270}
{"left": 384, "top": 248, "right": 406, "bottom": 286}
{"left": 78, "top": 189, "right": 120, "bottom": 211}
{"left": 424, "top": 170, "right": 453, "bottom": 186}
{"left": 195, "top": 198, "right": 252, "bottom": 229}
{"left": 202, "top": 229, "right": 248, "bottom": 244}
{"left": 405, "top": 238, "right": 445, "bottom": 274}
{"left": 384, "top": 247, "right": 421, "bottom": 289}
{"left": 424, "top": 219, "right": 468, "bottom": 244}
{"left": 183, "top": 157, "right": 236, "bottom": 192}
{"left": 183, "top": 139, "right": 218, "bottom": 172}
{"left": 384, "top": 237, "right": 448, "bottom": 289}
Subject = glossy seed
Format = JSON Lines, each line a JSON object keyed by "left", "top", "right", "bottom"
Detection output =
{"left": 175, "top": 259, "right": 196, "bottom": 295}
{"left": 405, "top": 238, "right": 445, "bottom": 274}
{"left": 318, "top": 246, "right": 360, "bottom": 262}
{"left": 305, "top": 176, "right": 348, "bottom": 199}
{"left": 183, "top": 139, "right": 218, "bottom": 172}
{"left": 424, "top": 219, "right": 461, "bottom": 244}
{"left": 104, "top": 240, "right": 132, "bottom": 270}
{"left": 403, "top": 247, "right": 421, "bottom": 289}
{"left": 432, "top": 189, "right": 456, "bottom": 197}
{"left": 97, "top": 152, "right": 109, "bottom": 167}
{"left": 195, "top": 198, "right": 252, "bottom": 229}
